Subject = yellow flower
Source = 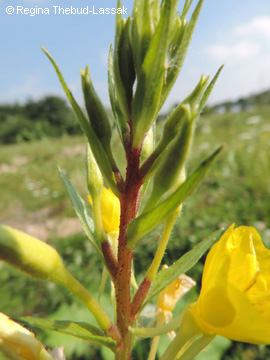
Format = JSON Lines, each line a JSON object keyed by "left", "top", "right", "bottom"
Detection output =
{"left": 192, "top": 224, "right": 270, "bottom": 344}
{"left": 0, "top": 313, "right": 52, "bottom": 360}
{"left": 88, "top": 188, "right": 120, "bottom": 233}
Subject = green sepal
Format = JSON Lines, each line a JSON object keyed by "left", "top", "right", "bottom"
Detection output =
{"left": 132, "top": 0, "right": 178, "bottom": 148}
{"left": 127, "top": 147, "right": 223, "bottom": 247}
{"left": 144, "top": 229, "right": 223, "bottom": 306}
{"left": 16, "top": 317, "right": 117, "bottom": 352}
{"left": 160, "top": 0, "right": 204, "bottom": 108}
{"left": 198, "top": 65, "right": 224, "bottom": 113}
{"left": 59, "top": 167, "right": 103, "bottom": 259}
{"left": 140, "top": 75, "right": 209, "bottom": 183}
{"left": 144, "top": 105, "right": 197, "bottom": 212}
{"left": 42, "top": 47, "right": 119, "bottom": 196}
{"left": 108, "top": 45, "right": 130, "bottom": 149}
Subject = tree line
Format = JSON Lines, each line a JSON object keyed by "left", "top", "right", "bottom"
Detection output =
{"left": 0, "top": 96, "right": 82, "bottom": 144}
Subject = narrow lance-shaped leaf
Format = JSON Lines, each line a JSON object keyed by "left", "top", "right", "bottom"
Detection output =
{"left": 81, "top": 66, "right": 118, "bottom": 173}
{"left": 108, "top": 44, "right": 130, "bottom": 148}
{"left": 42, "top": 47, "right": 119, "bottom": 196}
{"left": 17, "top": 317, "right": 117, "bottom": 352}
{"left": 117, "top": 17, "right": 136, "bottom": 110}
{"left": 59, "top": 168, "right": 103, "bottom": 260}
{"left": 131, "top": 0, "right": 152, "bottom": 74}
{"left": 181, "top": 0, "right": 195, "bottom": 18}
{"left": 127, "top": 146, "right": 223, "bottom": 248}
{"left": 151, "top": 0, "right": 160, "bottom": 29}
{"left": 140, "top": 0, "right": 153, "bottom": 66}
{"left": 113, "top": 0, "right": 130, "bottom": 121}
{"left": 132, "top": 0, "right": 178, "bottom": 148}
{"left": 144, "top": 229, "right": 223, "bottom": 305}
{"left": 198, "top": 65, "right": 224, "bottom": 113}
{"left": 160, "top": 0, "right": 204, "bottom": 107}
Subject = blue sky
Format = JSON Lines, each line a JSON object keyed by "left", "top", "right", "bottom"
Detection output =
{"left": 0, "top": 0, "right": 270, "bottom": 111}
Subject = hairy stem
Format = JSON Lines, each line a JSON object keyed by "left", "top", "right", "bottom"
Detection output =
{"left": 115, "top": 143, "right": 142, "bottom": 360}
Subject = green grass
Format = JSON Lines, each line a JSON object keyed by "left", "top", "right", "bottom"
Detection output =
{"left": 0, "top": 106, "right": 270, "bottom": 359}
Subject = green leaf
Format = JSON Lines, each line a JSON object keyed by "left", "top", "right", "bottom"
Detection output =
{"left": 127, "top": 147, "right": 222, "bottom": 247}
{"left": 59, "top": 168, "right": 103, "bottom": 259}
{"left": 160, "top": 0, "right": 204, "bottom": 107}
{"left": 112, "top": 0, "right": 130, "bottom": 121}
{"left": 198, "top": 65, "right": 224, "bottom": 113}
{"left": 132, "top": 0, "right": 153, "bottom": 72}
{"left": 132, "top": 0, "right": 178, "bottom": 148}
{"left": 17, "top": 317, "right": 117, "bottom": 351}
{"left": 118, "top": 17, "right": 136, "bottom": 107}
{"left": 108, "top": 45, "right": 130, "bottom": 148}
{"left": 144, "top": 228, "right": 223, "bottom": 305}
{"left": 42, "top": 47, "right": 119, "bottom": 196}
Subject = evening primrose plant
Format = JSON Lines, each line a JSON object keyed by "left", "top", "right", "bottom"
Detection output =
{"left": 1, "top": 0, "right": 269, "bottom": 359}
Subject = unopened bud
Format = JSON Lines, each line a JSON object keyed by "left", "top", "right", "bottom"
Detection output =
{"left": 0, "top": 225, "right": 68, "bottom": 285}
{"left": 144, "top": 105, "right": 197, "bottom": 212}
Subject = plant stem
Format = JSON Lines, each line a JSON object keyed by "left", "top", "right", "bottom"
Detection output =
{"left": 115, "top": 143, "right": 142, "bottom": 360}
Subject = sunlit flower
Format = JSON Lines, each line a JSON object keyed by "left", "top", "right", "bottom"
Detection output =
{"left": 0, "top": 313, "right": 53, "bottom": 360}
{"left": 88, "top": 187, "right": 120, "bottom": 233}
{"left": 192, "top": 224, "right": 270, "bottom": 344}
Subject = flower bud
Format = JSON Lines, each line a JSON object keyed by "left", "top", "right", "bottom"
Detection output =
{"left": 144, "top": 105, "right": 196, "bottom": 211}
{"left": 89, "top": 188, "right": 120, "bottom": 234}
{"left": 0, "top": 225, "right": 68, "bottom": 285}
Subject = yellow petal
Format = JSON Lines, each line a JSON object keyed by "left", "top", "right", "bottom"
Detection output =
{"left": 194, "top": 225, "right": 270, "bottom": 344}
{"left": 89, "top": 188, "right": 120, "bottom": 233}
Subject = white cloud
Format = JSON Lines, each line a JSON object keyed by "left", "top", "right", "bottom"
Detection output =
{"left": 207, "top": 41, "right": 260, "bottom": 61}
{"left": 206, "top": 16, "right": 270, "bottom": 63}
{"left": 236, "top": 16, "right": 270, "bottom": 39}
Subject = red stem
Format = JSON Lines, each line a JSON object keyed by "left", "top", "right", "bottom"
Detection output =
{"left": 101, "top": 241, "right": 118, "bottom": 281}
{"left": 130, "top": 278, "right": 151, "bottom": 319}
{"left": 115, "top": 141, "right": 142, "bottom": 359}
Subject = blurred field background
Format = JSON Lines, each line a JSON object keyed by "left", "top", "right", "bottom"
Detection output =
{"left": 0, "top": 93, "right": 270, "bottom": 359}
